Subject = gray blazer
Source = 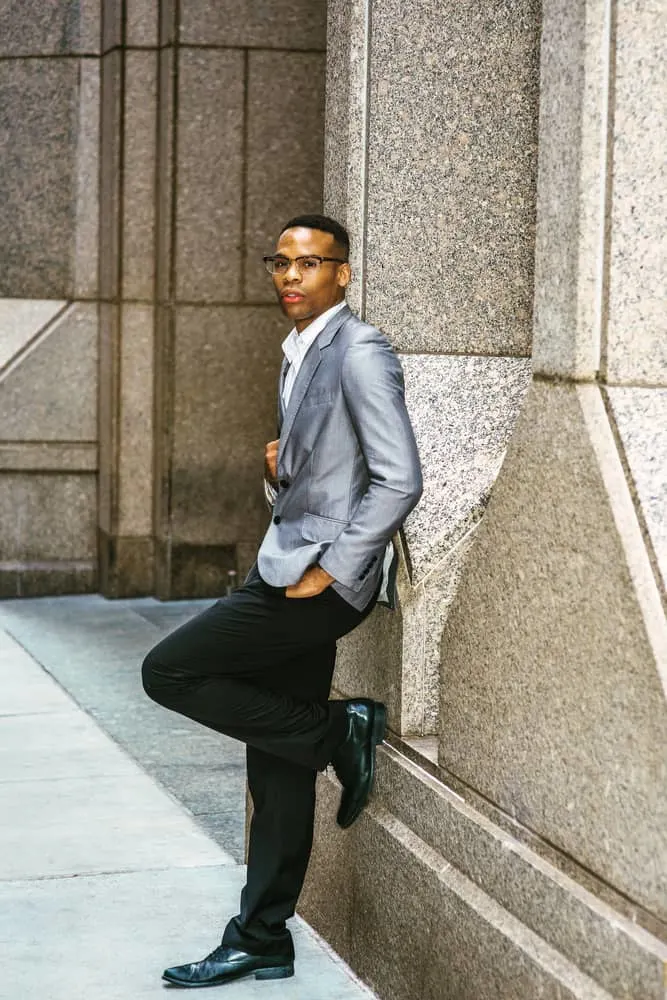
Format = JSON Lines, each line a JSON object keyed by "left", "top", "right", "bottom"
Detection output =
{"left": 257, "top": 304, "right": 423, "bottom": 611}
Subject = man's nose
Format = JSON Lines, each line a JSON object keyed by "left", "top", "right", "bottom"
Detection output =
{"left": 283, "top": 260, "right": 302, "bottom": 281}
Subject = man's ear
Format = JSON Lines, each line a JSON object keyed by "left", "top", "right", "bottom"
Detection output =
{"left": 337, "top": 263, "right": 352, "bottom": 289}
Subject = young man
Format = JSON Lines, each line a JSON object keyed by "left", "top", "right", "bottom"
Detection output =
{"left": 142, "top": 214, "right": 423, "bottom": 987}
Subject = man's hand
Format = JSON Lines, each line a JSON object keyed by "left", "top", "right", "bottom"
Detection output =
{"left": 286, "top": 565, "right": 335, "bottom": 599}
{"left": 265, "top": 439, "right": 279, "bottom": 485}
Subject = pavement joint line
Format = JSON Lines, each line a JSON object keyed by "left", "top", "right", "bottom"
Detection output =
{"left": 0, "top": 862, "right": 240, "bottom": 885}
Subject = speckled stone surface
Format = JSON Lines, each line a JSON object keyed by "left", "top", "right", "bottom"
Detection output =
{"left": 117, "top": 306, "right": 154, "bottom": 536}
{"left": 0, "top": 59, "right": 78, "bottom": 298}
{"left": 400, "top": 353, "right": 532, "bottom": 582}
{"left": 606, "top": 1, "right": 667, "bottom": 385}
{"left": 0, "top": 303, "right": 98, "bottom": 441}
{"left": 608, "top": 386, "right": 667, "bottom": 590}
{"left": 126, "top": 0, "right": 158, "bottom": 47}
{"left": 532, "top": 0, "right": 608, "bottom": 378}
{"left": 0, "top": 472, "right": 96, "bottom": 561}
{"left": 74, "top": 59, "right": 100, "bottom": 298}
{"left": 178, "top": 0, "right": 326, "bottom": 50}
{"left": 0, "top": 0, "right": 99, "bottom": 55}
{"left": 363, "top": 0, "right": 539, "bottom": 354}
{"left": 323, "top": 0, "right": 370, "bottom": 316}
{"left": 175, "top": 50, "right": 244, "bottom": 303}
{"left": 0, "top": 299, "right": 66, "bottom": 370}
{"left": 122, "top": 51, "right": 157, "bottom": 301}
{"left": 99, "top": 49, "right": 122, "bottom": 301}
{"left": 439, "top": 380, "right": 667, "bottom": 920}
{"left": 171, "top": 306, "right": 284, "bottom": 547}
{"left": 244, "top": 51, "right": 326, "bottom": 302}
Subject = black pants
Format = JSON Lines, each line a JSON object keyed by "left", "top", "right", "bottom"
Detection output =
{"left": 141, "top": 565, "right": 375, "bottom": 958}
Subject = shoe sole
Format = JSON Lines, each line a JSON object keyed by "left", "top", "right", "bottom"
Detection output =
{"left": 339, "top": 702, "right": 387, "bottom": 829}
{"left": 162, "top": 963, "right": 294, "bottom": 988}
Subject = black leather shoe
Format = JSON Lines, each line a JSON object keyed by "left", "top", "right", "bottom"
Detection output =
{"left": 162, "top": 944, "right": 294, "bottom": 988}
{"left": 330, "top": 699, "right": 386, "bottom": 829}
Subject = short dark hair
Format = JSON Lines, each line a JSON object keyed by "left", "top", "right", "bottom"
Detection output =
{"left": 280, "top": 214, "right": 350, "bottom": 259}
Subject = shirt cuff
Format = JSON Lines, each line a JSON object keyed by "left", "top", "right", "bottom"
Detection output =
{"left": 264, "top": 479, "right": 277, "bottom": 507}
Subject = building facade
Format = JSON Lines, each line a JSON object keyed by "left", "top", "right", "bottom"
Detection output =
{"left": 1, "top": 2, "right": 665, "bottom": 998}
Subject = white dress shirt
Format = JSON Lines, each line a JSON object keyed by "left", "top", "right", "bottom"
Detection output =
{"left": 280, "top": 300, "right": 347, "bottom": 408}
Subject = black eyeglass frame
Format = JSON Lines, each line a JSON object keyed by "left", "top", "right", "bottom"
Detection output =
{"left": 262, "top": 254, "right": 349, "bottom": 275}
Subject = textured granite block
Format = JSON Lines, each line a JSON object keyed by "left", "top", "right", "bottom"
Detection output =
{"left": 126, "top": 0, "right": 158, "bottom": 47}
{"left": 349, "top": 807, "right": 603, "bottom": 1000}
{"left": 101, "top": 0, "right": 122, "bottom": 51}
{"left": 178, "top": 0, "right": 326, "bottom": 49}
{"left": 400, "top": 354, "right": 532, "bottom": 582}
{"left": 374, "top": 747, "right": 667, "bottom": 1000}
{"left": 0, "top": 59, "right": 78, "bottom": 298}
{"left": 532, "top": 0, "right": 609, "bottom": 378}
{"left": 0, "top": 299, "right": 66, "bottom": 370}
{"left": 99, "top": 50, "right": 122, "bottom": 301}
{"left": 74, "top": 59, "right": 101, "bottom": 298}
{"left": 118, "top": 305, "right": 154, "bottom": 535}
{"left": 439, "top": 380, "right": 667, "bottom": 920}
{"left": 175, "top": 50, "right": 244, "bottom": 303}
{"left": 0, "top": 304, "right": 98, "bottom": 441}
{"left": 0, "top": 443, "right": 97, "bottom": 472}
{"left": 323, "top": 0, "right": 369, "bottom": 316}
{"left": 299, "top": 773, "right": 354, "bottom": 959}
{"left": 97, "top": 302, "right": 118, "bottom": 536}
{"left": 334, "top": 602, "right": 403, "bottom": 729}
{"left": 170, "top": 306, "right": 285, "bottom": 548}
{"left": 98, "top": 532, "right": 155, "bottom": 598}
{"left": 363, "top": 0, "right": 539, "bottom": 354}
{"left": 245, "top": 50, "right": 326, "bottom": 302}
{"left": 155, "top": 47, "right": 175, "bottom": 303}
{"left": 606, "top": 1, "right": 667, "bottom": 385}
{"left": 608, "top": 387, "right": 667, "bottom": 590}
{"left": 0, "top": 1, "right": 97, "bottom": 55}
{"left": 122, "top": 52, "right": 157, "bottom": 301}
{"left": 0, "top": 473, "right": 97, "bottom": 561}
{"left": 0, "top": 561, "right": 96, "bottom": 598}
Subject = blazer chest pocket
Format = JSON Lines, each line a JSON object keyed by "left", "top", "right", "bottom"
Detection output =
{"left": 301, "top": 512, "right": 349, "bottom": 543}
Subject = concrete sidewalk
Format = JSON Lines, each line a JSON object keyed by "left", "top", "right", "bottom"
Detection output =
{"left": 0, "top": 598, "right": 376, "bottom": 1000}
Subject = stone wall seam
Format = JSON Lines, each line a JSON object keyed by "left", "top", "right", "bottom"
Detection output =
{"left": 0, "top": 302, "right": 73, "bottom": 383}
{"left": 576, "top": 383, "right": 667, "bottom": 696}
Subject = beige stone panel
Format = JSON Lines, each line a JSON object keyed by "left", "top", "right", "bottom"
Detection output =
{"left": 0, "top": 0, "right": 100, "bottom": 55}
{"left": 0, "top": 443, "right": 97, "bottom": 472}
{"left": 122, "top": 52, "right": 157, "bottom": 302}
{"left": 175, "top": 50, "right": 244, "bottom": 303}
{"left": 99, "top": 50, "right": 122, "bottom": 301}
{"left": 0, "top": 299, "right": 67, "bottom": 370}
{"left": 334, "top": 600, "right": 403, "bottom": 730}
{"left": 170, "top": 306, "right": 284, "bottom": 546}
{"left": 126, "top": 0, "right": 158, "bottom": 47}
{"left": 74, "top": 59, "right": 100, "bottom": 299}
{"left": 155, "top": 47, "right": 174, "bottom": 304}
{"left": 606, "top": 1, "right": 667, "bottom": 385}
{"left": 98, "top": 302, "right": 118, "bottom": 536}
{"left": 0, "top": 473, "right": 96, "bottom": 561}
{"left": 117, "top": 306, "right": 154, "bottom": 536}
{"left": 244, "top": 51, "right": 326, "bottom": 302}
{"left": 178, "top": 0, "right": 326, "bottom": 49}
{"left": 439, "top": 381, "right": 667, "bottom": 919}
{"left": 364, "top": 0, "right": 540, "bottom": 354}
{"left": 532, "top": 0, "right": 609, "bottom": 378}
{"left": 0, "top": 304, "right": 98, "bottom": 442}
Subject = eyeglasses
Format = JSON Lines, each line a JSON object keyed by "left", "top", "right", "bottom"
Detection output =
{"left": 262, "top": 254, "right": 348, "bottom": 276}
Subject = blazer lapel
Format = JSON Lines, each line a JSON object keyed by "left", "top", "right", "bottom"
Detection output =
{"left": 277, "top": 357, "right": 289, "bottom": 433}
{"left": 278, "top": 305, "right": 351, "bottom": 465}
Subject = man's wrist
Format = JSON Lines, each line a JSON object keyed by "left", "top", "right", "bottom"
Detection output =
{"left": 315, "top": 565, "right": 336, "bottom": 585}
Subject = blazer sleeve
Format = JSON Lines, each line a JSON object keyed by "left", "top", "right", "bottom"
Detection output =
{"left": 317, "top": 330, "right": 423, "bottom": 591}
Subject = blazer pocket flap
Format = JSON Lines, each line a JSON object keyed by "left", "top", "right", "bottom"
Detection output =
{"left": 301, "top": 512, "right": 348, "bottom": 543}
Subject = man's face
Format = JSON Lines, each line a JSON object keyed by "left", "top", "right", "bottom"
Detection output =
{"left": 271, "top": 227, "right": 350, "bottom": 332}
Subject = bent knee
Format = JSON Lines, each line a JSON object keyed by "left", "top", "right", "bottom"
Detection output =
{"left": 141, "top": 649, "right": 176, "bottom": 704}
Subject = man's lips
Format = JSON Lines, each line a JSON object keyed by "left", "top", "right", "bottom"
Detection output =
{"left": 281, "top": 290, "right": 305, "bottom": 303}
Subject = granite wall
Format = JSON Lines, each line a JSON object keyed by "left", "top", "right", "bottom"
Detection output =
{"left": 0, "top": 1, "right": 100, "bottom": 596}
{"left": 299, "top": 1, "right": 667, "bottom": 997}
{"left": 0, "top": 0, "right": 327, "bottom": 597}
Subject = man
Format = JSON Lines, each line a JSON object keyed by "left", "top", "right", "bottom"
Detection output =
{"left": 142, "top": 214, "right": 422, "bottom": 987}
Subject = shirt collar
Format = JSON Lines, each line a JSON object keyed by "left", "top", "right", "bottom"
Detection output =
{"left": 281, "top": 301, "right": 347, "bottom": 364}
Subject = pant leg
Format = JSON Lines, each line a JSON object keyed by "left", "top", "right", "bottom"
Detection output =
{"left": 222, "top": 642, "right": 337, "bottom": 958}
{"left": 141, "top": 578, "right": 363, "bottom": 770}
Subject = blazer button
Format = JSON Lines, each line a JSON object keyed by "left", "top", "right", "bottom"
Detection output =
{"left": 279, "top": 479, "right": 290, "bottom": 489}
{"left": 273, "top": 515, "right": 281, "bottom": 525}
